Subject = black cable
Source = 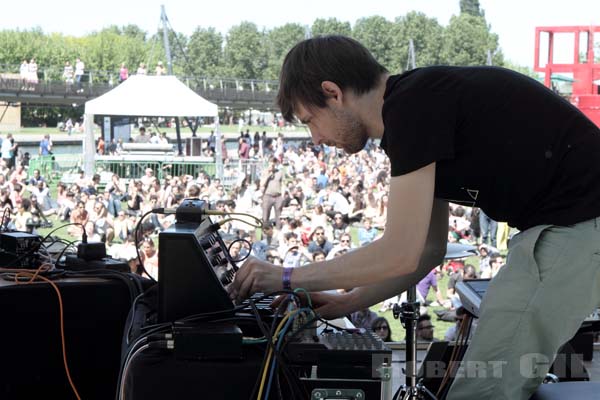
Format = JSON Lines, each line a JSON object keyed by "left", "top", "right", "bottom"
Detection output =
{"left": 5, "top": 222, "right": 86, "bottom": 268}
{"left": 139, "top": 322, "right": 173, "bottom": 333}
{"left": 249, "top": 300, "right": 305, "bottom": 400}
{"left": 115, "top": 327, "right": 173, "bottom": 400}
{"left": 316, "top": 316, "right": 354, "bottom": 333}
{"left": 54, "top": 239, "right": 79, "bottom": 268}
{"left": 227, "top": 238, "right": 252, "bottom": 263}
{"left": 176, "top": 304, "right": 249, "bottom": 323}
{"left": 286, "top": 314, "right": 320, "bottom": 340}
{"left": 1, "top": 207, "right": 10, "bottom": 231}
{"left": 65, "top": 269, "right": 144, "bottom": 304}
{"left": 176, "top": 290, "right": 301, "bottom": 324}
{"left": 269, "top": 295, "right": 304, "bottom": 400}
{"left": 134, "top": 209, "right": 158, "bottom": 283}
{"left": 246, "top": 294, "right": 295, "bottom": 400}
{"left": 126, "top": 284, "right": 158, "bottom": 345}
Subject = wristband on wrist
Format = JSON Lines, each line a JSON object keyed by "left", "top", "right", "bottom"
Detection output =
{"left": 282, "top": 267, "right": 293, "bottom": 291}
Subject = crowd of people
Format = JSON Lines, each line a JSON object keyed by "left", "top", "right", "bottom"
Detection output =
{"left": 0, "top": 126, "right": 513, "bottom": 341}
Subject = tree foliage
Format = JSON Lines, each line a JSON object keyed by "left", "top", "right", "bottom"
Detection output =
{"left": 441, "top": 14, "right": 503, "bottom": 66}
{"left": 222, "top": 22, "right": 266, "bottom": 79}
{"left": 352, "top": 16, "right": 395, "bottom": 71}
{"left": 263, "top": 23, "right": 306, "bottom": 80}
{"left": 187, "top": 27, "right": 223, "bottom": 77}
{"left": 0, "top": 7, "right": 515, "bottom": 84}
{"left": 391, "top": 12, "right": 444, "bottom": 73}
{"left": 460, "top": 0, "right": 484, "bottom": 17}
{"left": 311, "top": 18, "right": 352, "bottom": 37}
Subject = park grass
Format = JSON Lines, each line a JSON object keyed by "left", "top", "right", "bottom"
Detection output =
{"left": 370, "top": 255, "right": 481, "bottom": 341}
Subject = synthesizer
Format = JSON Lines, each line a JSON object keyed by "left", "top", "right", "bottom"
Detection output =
{"left": 158, "top": 214, "right": 273, "bottom": 322}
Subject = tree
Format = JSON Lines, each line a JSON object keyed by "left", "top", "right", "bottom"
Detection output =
{"left": 311, "top": 18, "right": 351, "bottom": 37}
{"left": 440, "top": 14, "right": 503, "bottom": 66}
{"left": 264, "top": 23, "right": 306, "bottom": 80}
{"left": 84, "top": 27, "right": 160, "bottom": 83}
{"left": 352, "top": 16, "right": 395, "bottom": 70}
{"left": 503, "top": 61, "right": 536, "bottom": 78}
{"left": 223, "top": 22, "right": 267, "bottom": 79}
{"left": 187, "top": 27, "right": 223, "bottom": 78}
{"left": 460, "top": 0, "right": 484, "bottom": 17}
{"left": 121, "top": 24, "right": 147, "bottom": 41}
{"left": 389, "top": 12, "right": 444, "bottom": 73}
{"left": 152, "top": 28, "right": 190, "bottom": 76}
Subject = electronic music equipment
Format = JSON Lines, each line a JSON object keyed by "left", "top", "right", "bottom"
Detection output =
{"left": 0, "top": 231, "right": 42, "bottom": 268}
{"left": 455, "top": 278, "right": 490, "bottom": 318}
{"left": 159, "top": 217, "right": 235, "bottom": 322}
{"left": 158, "top": 215, "right": 274, "bottom": 322}
{"left": 285, "top": 329, "right": 392, "bottom": 380}
{"left": 0, "top": 276, "right": 136, "bottom": 400}
{"left": 416, "top": 341, "right": 462, "bottom": 396}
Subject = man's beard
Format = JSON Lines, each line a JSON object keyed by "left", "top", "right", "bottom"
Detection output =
{"left": 332, "top": 108, "right": 369, "bottom": 154}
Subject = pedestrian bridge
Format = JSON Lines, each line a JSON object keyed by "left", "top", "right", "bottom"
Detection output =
{"left": 0, "top": 76, "right": 278, "bottom": 109}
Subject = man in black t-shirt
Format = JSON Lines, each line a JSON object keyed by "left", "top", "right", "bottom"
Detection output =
{"left": 228, "top": 36, "right": 600, "bottom": 400}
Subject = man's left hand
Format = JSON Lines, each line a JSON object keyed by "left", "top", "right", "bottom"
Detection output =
{"left": 227, "top": 256, "right": 283, "bottom": 303}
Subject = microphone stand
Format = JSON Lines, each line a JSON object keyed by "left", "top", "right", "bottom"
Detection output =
{"left": 393, "top": 286, "right": 438, "bottom": 400}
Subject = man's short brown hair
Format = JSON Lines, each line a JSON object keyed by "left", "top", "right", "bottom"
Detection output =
{"left": 277, "top": 35, "right": 387, "bottom": 122}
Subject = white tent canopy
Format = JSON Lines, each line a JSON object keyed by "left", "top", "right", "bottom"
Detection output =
{"left": 84, "top": 75, "right": 218, "bottom": 116}
{"left": 83, "top": 75, "right": 219, "bottom": 176}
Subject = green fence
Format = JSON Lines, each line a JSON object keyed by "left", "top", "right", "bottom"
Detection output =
{"left": 29, "top": 154, "right": 82, "bottom": 182}
{"left": 29, "top": 156, "right": 266, "bottom": 186}
{"left": 94, "top": 160, "right": 219, "bottom": 181}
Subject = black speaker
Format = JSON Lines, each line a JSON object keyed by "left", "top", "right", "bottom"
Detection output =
{"left": 0, "top": 276, "right": 134, "bottom": 400}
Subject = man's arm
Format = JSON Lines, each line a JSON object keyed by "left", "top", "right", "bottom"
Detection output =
{"left": 293, "top": 163, "right": 437, "bottom": 291}
{"left": 230, "top": 163, "right": 440, "bottom": 301}
{"left": 434, "top": 284, "right": 446, "bottom": 305}
{"left": 319, "top": 197, "right": 448, "bottom": 316}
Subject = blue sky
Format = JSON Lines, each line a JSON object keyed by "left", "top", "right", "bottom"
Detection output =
{"left": 1, "top": 0, "right": 599, "bottom": 67}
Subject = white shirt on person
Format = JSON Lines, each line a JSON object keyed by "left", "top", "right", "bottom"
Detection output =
{"left": 327, "top": 191, "right": 350, "bottom": 215}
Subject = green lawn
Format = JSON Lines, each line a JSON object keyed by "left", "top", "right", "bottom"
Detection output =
{"left": 370, "top": 256, "right": 480, "bottom": 341}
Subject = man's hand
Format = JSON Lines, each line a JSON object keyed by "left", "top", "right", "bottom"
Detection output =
{"left": 227, "top": 256, "right": 284, "bottom": 303}
{"left": 270, "top": 290, "right": 357, "bottom": 320}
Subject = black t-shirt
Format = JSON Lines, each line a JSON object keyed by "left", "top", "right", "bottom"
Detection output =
{"left": 380, "top": 66, "right": 600, "bottom": 230}
{"left": 447, "top": 271, "right": 462, "bottom": 291}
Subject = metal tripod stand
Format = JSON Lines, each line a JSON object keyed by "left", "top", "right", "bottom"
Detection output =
{"left": 392, "top": 286, "right": 438, "bottom": 400}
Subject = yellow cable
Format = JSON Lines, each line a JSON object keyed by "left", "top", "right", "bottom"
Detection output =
{"left": 206, "top": 210, "right": 264, "bottom": 229}
{"left": 257, "top": 348, "right": 273, "bottom": 400}
{"left": 218, "top": 216, "right": 262, "bottom": 229}
{"left": 257, "top": 311, "right": 296, "bottom": 399}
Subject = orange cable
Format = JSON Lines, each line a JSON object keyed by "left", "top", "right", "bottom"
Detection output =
{"left": 14, "top": 264, "right": 82, "bottom": 400}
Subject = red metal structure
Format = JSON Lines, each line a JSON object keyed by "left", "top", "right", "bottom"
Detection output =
{"left": 534, "top": 26, "right": 600, "bottom": 127}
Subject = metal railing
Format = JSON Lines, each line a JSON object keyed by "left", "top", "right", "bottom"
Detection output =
{"left": 28, "top": 151, "right": 268, "bottom": 185}
{"left": 29, "top": 154, "right": 83, "bottom": 183}
{"left": 93, "top": 158, "right": 267, "bottom": 184}
{"left": 0, "top": 63, "right": 280, "bottom": 93}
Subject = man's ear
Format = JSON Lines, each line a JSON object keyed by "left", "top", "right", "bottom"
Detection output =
{"left": 321, "top": 81, "right": 343, "bottom": 105}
